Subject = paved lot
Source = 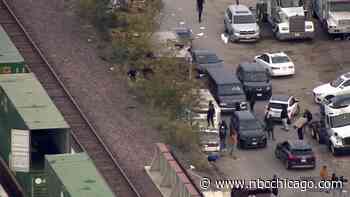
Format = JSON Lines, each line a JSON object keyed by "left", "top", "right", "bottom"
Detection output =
{"left": 160, "top": 0, "right": 350, "bottom": 196}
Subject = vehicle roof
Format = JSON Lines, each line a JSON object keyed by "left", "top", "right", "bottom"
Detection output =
{"left": 239, "top": 62, "right": 266, "bottom": 72}
{"left": 228, "top": 4, "right": 252, "bottom": 15}
{"left": 207, "top": 67, "right": 240, "bottom": 85}
{"left": 0, "top": 73, "right": 69, "bottom": 130}
{"left": 287, "top": 140, "right": 312, "bottom": 150}
{"left": 270, "top": 95, "right": 290, "bottom": 103}
{"left": 0, "top": 26, "right": 25, "bottom": 64}
{"left": 324, "top": 102, "right": 350, "bottom": 116}
{"left": 45, "top": 153, "right": 115, "bottom": 197}
{"left": 265, "top": 52, "right": 288, "bottom": 57}
{"left": 234, "top": 110, "right": 255, "bottom": 120}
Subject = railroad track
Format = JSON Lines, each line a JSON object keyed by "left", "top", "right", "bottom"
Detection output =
{"left": 0, "top": 1, "right": 141, "bottom": 197}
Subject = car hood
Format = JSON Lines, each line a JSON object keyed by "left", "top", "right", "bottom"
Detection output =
{"left": 313, "top": 83, "right": 337, "bottom": 95}
{"left": 281, "top": 7, "right": 305, "bottom": 18}
{"left": 244, "top": 81, "right": 271, "bottom": 87}
{"left": 241, "top": 129, "right": 265, "bottom": 137}
{"left": 198, "top": 61, "right": 224, "bottom": 70}
{"left": 332, "top": 125, "right": 350, "bottom": 138}
{"left": 219, "top": 95, "right": 246, "bottom": 103}
{"left": 329, "top": 12, "right": 350, "bottom": 21}
{"left": 232, "top": 23, "right": 259, "bottom": 32}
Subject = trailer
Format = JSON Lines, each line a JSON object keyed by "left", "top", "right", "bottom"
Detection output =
{"left": 0, "top": 25, "right": 27, "bottom": 74}
{"left": 312, "top": 0, "right": 350, "bottom": 35}
{"left": 257, "top": 0, "right": 315, "bottom": 40}
{"left": 45, "top": 153, "right": 115, "bottom": 197}
{"left": 0, "top": 73, "right": 70, "bottom": 197}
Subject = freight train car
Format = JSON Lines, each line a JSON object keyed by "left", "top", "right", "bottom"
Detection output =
{"left": 0, "top": 73, "right": 70, "bottom": 197}
{"left": 45, "top": 153, "right": 115, "bottom": 197}
{"left": 0, "top": 26, "right": 27, "bottom": 74}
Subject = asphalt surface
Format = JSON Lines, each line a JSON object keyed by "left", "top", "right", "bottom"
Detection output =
{"left": 160, "top": 0, "right": 350, "bottom": 196}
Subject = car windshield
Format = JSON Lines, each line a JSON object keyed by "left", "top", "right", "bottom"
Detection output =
{"left": 330, "top": 77, "right": 344, "bottom": 87}
{"left": 268, "top": 102, "right": 287, "bottom": 109}
{"left": 233, "top": 15, "right": 256, "bottom": 24}
{"left": 196, "top": 53, "right": 221, "bottom": 64}
{"left": 280, "top": 0, "right": 302, "bottom": 7}
{"left": 240, "top": 120, "right": 262, "bottom": 130}
{"left": 292, "top": 148, "right": 312, "bottom": 155}
{"left": 244, "top": 72, "right": 268, "bottom": 82}
{"left": 218, "top": 85, "right": 244, "bottom": 96}
{"left": 330, "top": 113, "right": 350, "bottom": 128}
{"left": 271, "top": 56, "right": 290, "bottom": 63}
{"left": 330, "top": 2, "right": 350, "bottom": 12}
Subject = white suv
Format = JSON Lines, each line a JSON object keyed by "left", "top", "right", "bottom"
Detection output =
{"left": 313, "top": 72, "right": 350, "bottom": 103}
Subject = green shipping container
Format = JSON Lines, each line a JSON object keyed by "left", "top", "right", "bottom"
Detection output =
{"left": 0, "top": 73, "right": 70, "bottom": 197}
{"left": 45, "top": 153, "right": 115, "bottom": 197}
{"left": 0, "top": 25, "right": 27, "bottom": 74}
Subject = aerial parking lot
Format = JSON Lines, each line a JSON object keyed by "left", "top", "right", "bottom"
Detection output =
{"left": 160, "top": 0, "right": 350, "bottom": 196}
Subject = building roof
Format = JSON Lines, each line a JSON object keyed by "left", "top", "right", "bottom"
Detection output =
{"left": 0, "top": 73, "right": 68, "bottom": 130}
{"left": 207, "top": 67, "right": 240, "bottom": 85}
{"left": 46, "top": 153, "right": 115, "bottom": 197}
{"left": 0, "top": 26, "right": 25, "bottom": 64}
{"left": 270, "top": 95, "right": 290, "bottom": 103}
{"left": 239, "top": 62, "right": 266, "bottom": 72}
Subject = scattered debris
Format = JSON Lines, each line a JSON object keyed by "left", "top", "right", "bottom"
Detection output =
{"left": 87, "top": 38, "right": 93, "bottom": 43}
{"left": 190, "top": 165, "right": 195, "bottom": 170}
{"left": 178, "top": 8, "right": 183, "bottom": 11}
{"left": 200, "top": 26, "right": 206, "bottom": 30}
{"left": 197, "top": 32, "right": 204, "bottom": 37}
{"left": 171, "top": 13, "right": 175, "bottom": 16}
{"left": 109, "top": 67, "right": 115, "bottom": 71}
{"left": 179, "top": 21, "right": 185, "bottom": 25}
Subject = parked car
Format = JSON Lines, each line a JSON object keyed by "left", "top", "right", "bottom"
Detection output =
{"left": 313, "top": 72, "right": 350, "bottom": 103}
{"left": 190, "top": 49, "right": 224, "bottom": 76}
{"left": 254, "top": 52, "right": 295, "bottom": 76}
{"left": 236, "top": 62, "right": 272, "bottom": 100}
{"left": 207, "top": 67, "right": 247, "bottom": 113}
{"left": 230, "top": 110, "right": 267, "bottom": 149}
{"left": 275, "top": 140, "right": 316, "bottom": 169}
{"left": 267, "top": 95, "right": 300, "bottom": 121}
{"left": 224, "top": 4, "right": 260, "bottom": 42}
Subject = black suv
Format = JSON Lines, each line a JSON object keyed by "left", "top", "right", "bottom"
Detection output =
{"left": 207, "top": 67, "right": 247, "bottom": 113}
{"left": 230, "top": 110, "right": 267, "bottom": 148}
{"left": 236, "top": 62, "right": 272, "bottom": 100}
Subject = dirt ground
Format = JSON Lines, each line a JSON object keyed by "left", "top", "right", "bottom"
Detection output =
{"left": 8, "top": 0, "right": 162, "bottom": 196}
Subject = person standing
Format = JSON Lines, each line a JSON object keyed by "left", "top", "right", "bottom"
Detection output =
{"left": 228, "top": 128, "right": 237, "bottom": 159}
{"left": 280, "top": 106, "right": 289, "bottom": 131}
{"left": 219, "top": 120, "right": 228, "bottom": 151}
{"left": 196, "top": 0, "right": 205, "bottom": 23}
{"left": 249, "top": 92, "right": 256, "bottom": 112}
{"left": 303, "top": 109, "right": 313, "bottom": 133}
{"left": 265, "top": 113, "right": 275, "bottom": 140}
{"left": 207, "top": 100, "right": 215, "bottom": 127}
{"left": 320, "top": 165, "right": 329, "bottom": 180}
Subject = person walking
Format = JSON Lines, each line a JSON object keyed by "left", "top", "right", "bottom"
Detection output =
{"left": 303, "top": 109, "right": 313, "bottom": 133}
{"left": 219, "top": 120, "right": 228, "bottom": 151}
{"left": 196, "top": 0, "right": 205, "bottom": 23}
{"left": 265, "top": 113, "right": 275, "bottom": 140}
{"left": 249, "top": 92, "right": 256, "bottom": 112}
{"left": 207, "top": 100, "right": 215, "bottom": 128}
{"left": 280, "top": 106, "right": 289, "bottom": 131}
{"left": 320, "top": 165, "right": 329, "bottom": 180}
{"left": 228, "top": 128, "right": 237, "bottom": 159}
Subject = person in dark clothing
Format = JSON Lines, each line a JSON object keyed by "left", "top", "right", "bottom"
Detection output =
{"left": 127, "top": 68, "right": 137, "bottom": 81}
{"left": 219, "top": 120, "right": 228, "bottom": 151}
{"left": 271, "top": 174, "right": 278, "bottom": 196}
{"left": 303, "top": 109, "right": 313, "bottom": 133}
{"left": 196, "top": 0, "right": 205, "bottom": 23}
{"left": 249, "top": 91, "right": 256, "bottom": 112}
{"left": 265, "top": 113, "right": 275, "bottom": 140}
{"left": 280, "top": 106, "right": 289, "bottom": 131}
{"left": 207, "top": 100, "right": 215, "bottom": 127}
{"left": 297, "top": 126, "right": 304, "bottom": 140}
